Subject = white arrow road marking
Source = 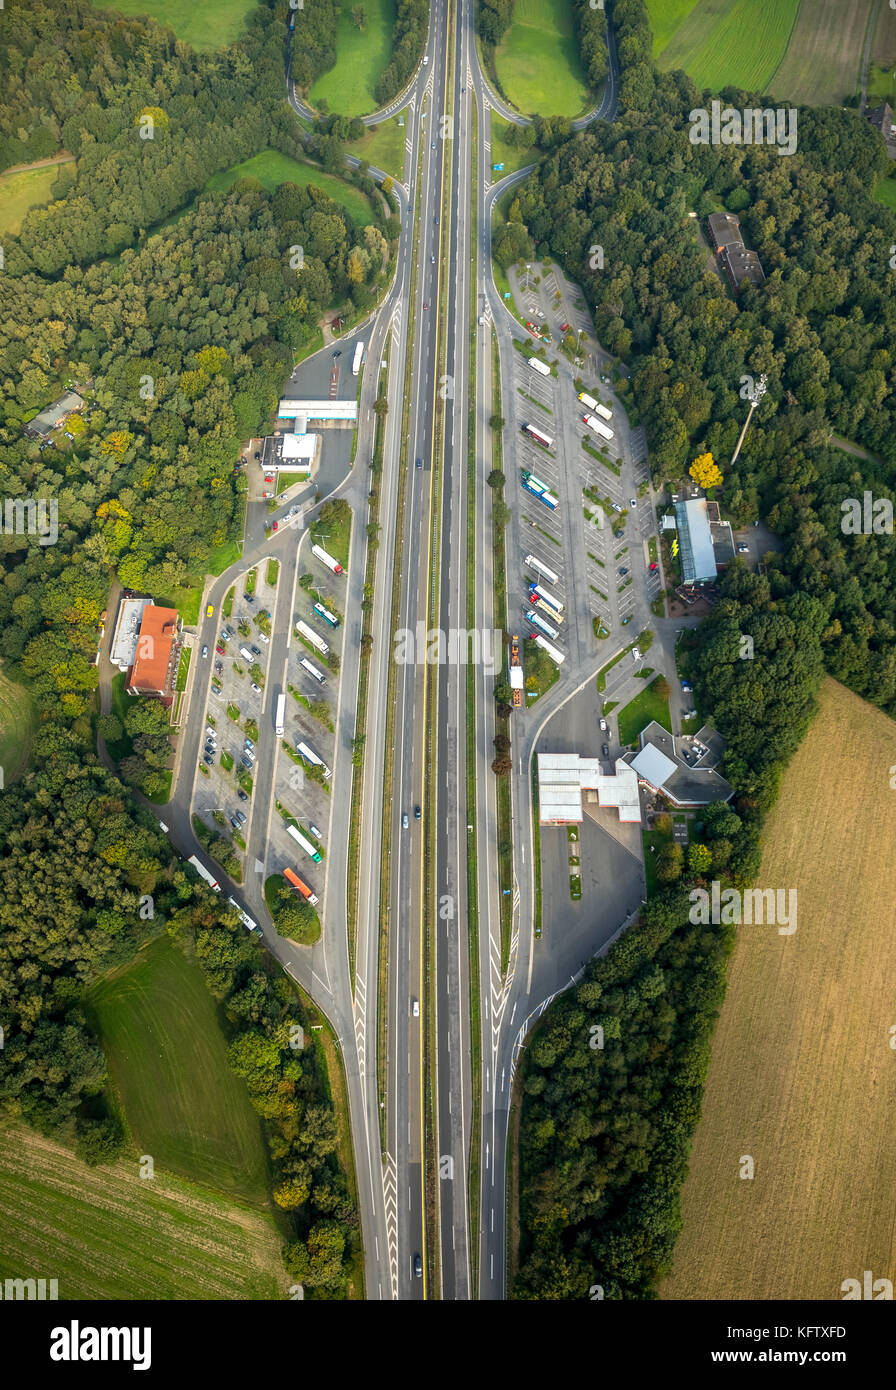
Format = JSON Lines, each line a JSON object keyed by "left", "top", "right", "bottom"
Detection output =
{"left": 383, "top": 1153, "right": 399, "bottom": 1300}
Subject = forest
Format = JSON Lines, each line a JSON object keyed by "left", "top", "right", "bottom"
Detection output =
{"left": 507, "top": 31, "right": 896, "bottom": 715}
{"left": 0, "top": 0, "right": 382, "bottom": 1292}
{"left": 513, "top": 0, "right": 896, "bottom": 1298}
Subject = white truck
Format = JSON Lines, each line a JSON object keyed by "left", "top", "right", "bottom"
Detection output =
{"left": 352, "top": 341, "right": 364, "bottom": 376}
{"left": 296, "top": 619, "right": 330, "bottom": 655}
{"left": 296, "top": 740, "right": 332, "bottom": 781}
{"left": 528, "top": 357, "right": 551, "bottom": 377}
{"left": 311, "top": 543, "right": 343, "bottom": 575}
{"left": 274, "top": 692, "right": 285, "bottom": 736}
{"left": 583, "top": 413, "right": 615, "bottom": 441}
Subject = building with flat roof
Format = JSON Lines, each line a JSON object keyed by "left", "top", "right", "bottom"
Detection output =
{"left": 109, "top": 595, "right": 153, "bottom": 671}
{"left": 277, "top": 399, "right": 357, "bottom": 422}
{"left": 675, "top": 499, "right": 718, "bottom": 583}
{"left": 127, "top": 604, "right": 180, "bottom": 698}
{"left": 537, "top": 752, "right": 642, "bottom": 824}
{"left": 24, "top": 391, "right": 84, "bottom": 439}
{"left": 627, "top": 721, "right": 733, "bottom": 807}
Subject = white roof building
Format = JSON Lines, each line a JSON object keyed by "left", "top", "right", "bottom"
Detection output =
{"left": 537, "top": 753, "right": 641, "bottom": 824}
{"left": 281, "top": 433, "right": 317, "bottom": 461}
{"left": 277, "top": 399, "right": 357, "bottom": 422}
{"left": 109, "top": 595, "right": 153, "bottom": 671}
{"left": 675, "top": 499, "right": 717, "bottom": 582}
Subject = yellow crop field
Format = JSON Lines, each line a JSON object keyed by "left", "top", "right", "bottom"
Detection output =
{"left": 663, "top": 679, "right": 896, "bottom": 1301}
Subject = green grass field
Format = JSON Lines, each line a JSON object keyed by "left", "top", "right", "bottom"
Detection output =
{"left": 0, "top": 162, "right": 72, "bottom": 236}
{"left": 494, "top": 0, "right": 590, "bottom": 118}
{"left": 646, "top": 0, "right": 702, "bottom": 56}
{"left": 205, "top": 150, "right": 374, "bottom": 226}
{"left": 308, "top": 0, "right": 396, "bottom": 117}
{"left": 90, "top": 934, "right": 271, "bottom": 1203}
{"left": 88, "top": 0, "right": 254, "bottom": 52}
{"left": 658, "top": 0, "right": 800, "bottom": 95}
{"left": 617, "top": 675, "right": 672, "bottom": 744}
{"left": 346, "top": 117, "right": 408, "bottom": 182}
{"left": 874, "top": 172, "right": 896, "bottom": 210}
{"left": 489, "top": 118, "right": 538, "bottom": 177}
{"left": 0, "top": 1124, "right": 284, "bottom": 1300}
{"left": 867, "top": 61, "right": 896, "bottom": 109}
{"left": 0, "top": 666, "right": 38, "bottom": 784}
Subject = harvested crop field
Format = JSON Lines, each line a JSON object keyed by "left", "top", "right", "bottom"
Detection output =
{"left": 767, "top": 0, "right": 875, "bottom": 105}
{"left": 0, "top": 1125, "right": 286, "bottom": 1300}
{"left": 663, "top": 679, "right": 896, "bottom": 1300}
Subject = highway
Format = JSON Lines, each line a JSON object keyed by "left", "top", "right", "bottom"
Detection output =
{"left": 161, "top": 0, "right": 637, "bottom": 1303}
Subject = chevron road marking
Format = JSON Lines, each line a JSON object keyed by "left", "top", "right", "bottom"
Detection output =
{"left": 383, "top": 1153, "right": 399, "bottom": 1300}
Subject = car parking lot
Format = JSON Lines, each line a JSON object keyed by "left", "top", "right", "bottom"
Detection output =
{"left": 193, "top": 565, "right": 279, "bottom": 856}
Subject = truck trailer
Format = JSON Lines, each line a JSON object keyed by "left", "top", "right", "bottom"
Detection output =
{"left": 296, "top": 740, "right": 332, "bottom": 780}
{"left": 311, "top": 543, "right": 343, "bottom": 575}
{"left": 283, "top": 866, "right": 320, "bottom": 906}
{"left": 296, "top": 619, "right": 330, "bottom": 655}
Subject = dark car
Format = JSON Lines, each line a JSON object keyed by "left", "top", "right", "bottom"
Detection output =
{"left": 244, "top": 593, "right": 255, "bottom": 603}
{"left": 230, "top": 815, "right": 241, "bottom": 829}
{"left": 333, "top": 350, "right": 342, "bottom": 359}
{"left": 250, "top": 644, "right": 261, "bottom": 656}
{"left": 601, "top": 743, "right": 610, "bottom": 758}
{"left": 237, "top": 789, "right": 249, "bottom": 801}
{"left": 414, "top": 1254, "right": 423, "bottom": 1279}
{"left": 414, "top": 805, "right": 421, "bottom": 820}
{"left": 203, "top": 754, "right": 214, "bottom": 766}
{"left": 416, "top": 457, "right": 422, "bottom": 469}
{"left": 618, "top": 567, "right": 628, "bottom": 576}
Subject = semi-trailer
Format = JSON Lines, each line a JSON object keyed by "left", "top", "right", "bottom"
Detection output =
{"left": 526, "top": 608, "right": 560, "bottom": 640}
{"left": 311, "top": 543, "right": 343, "bottom": 575}
{"left": 528, "top": 357, "right": 551, "bottom": 376}
{"left": 533, "top": 634, "right": 565, "bottom": 665}
{"left": 300, "top": 656, "right": 327, "bottom": 685}
{"left": 524, "top": 553, "right": 559, "bottom": 585}
{"left": 296, "top": 619, "right": 330, "bottom": 655}
{"left": 583, "top": 413, "right": 615, "bottom": 441}
{"left": 274, "top": 692, "right": 285, "bottom": 736}
{"left": 187, "top": 855, "right": 221, "bottom": 892}
{"left": 296, "top": 739, "right": 332, "bottom": 780}
{"left": 283, "top": 866, "right": 320, "bottom": 905}
{"left": 286, "top": 823, "right": 322, "bottom": 862}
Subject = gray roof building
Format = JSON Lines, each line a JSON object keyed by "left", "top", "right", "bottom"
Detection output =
{"left": 706, "top": 211, "right": 765, "bottom": 291}
{"left": 24, "top": 391, "right": 84, "bottom": 439}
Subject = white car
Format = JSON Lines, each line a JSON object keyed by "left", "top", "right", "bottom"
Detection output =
{"left": 251, "top": 682, "right": 262, "bottom": 693}
{"left": 412, "top": 999, "right": 420, "bottom": 1017}
{"left": 258, "top": 633, "right": 269, "bottom": 643}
